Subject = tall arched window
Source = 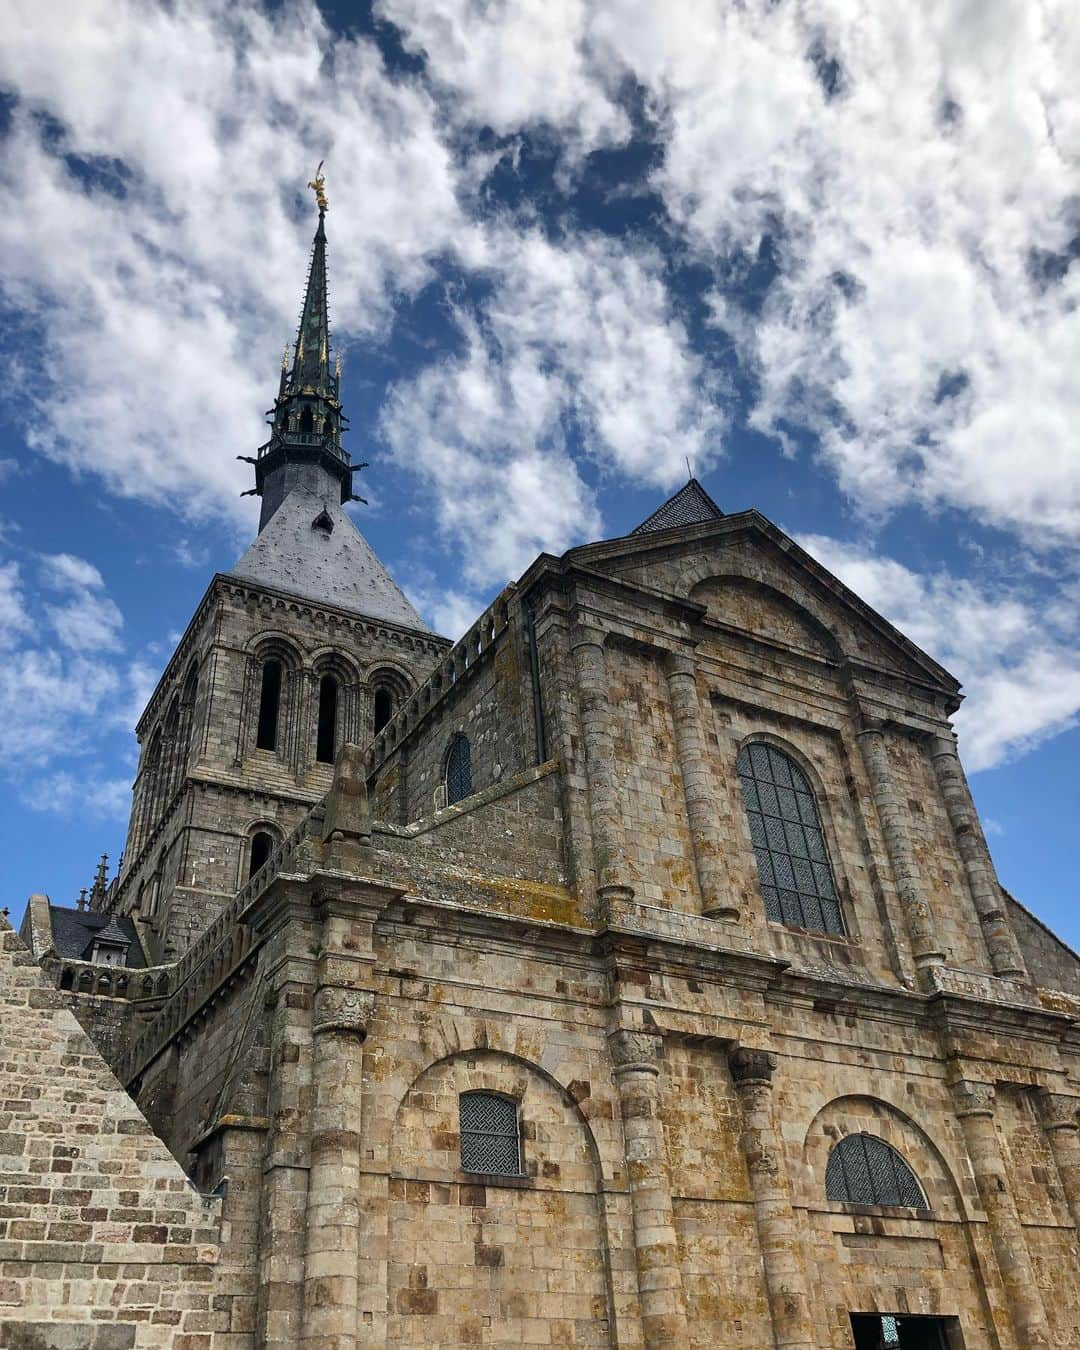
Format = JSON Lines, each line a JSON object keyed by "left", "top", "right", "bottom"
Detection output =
{"left": 445, "top": 734, "right": 472, "bottom": 805}
{"left": 256, "top": 659, "right": 282, "bottom": 751}
{"left": 826, "top": 1134, "right": 928, "bottom": 1209}
{"left": 372, "top": 687, "right": 393, "bottom": 734}
{"left": 316, "top": 674, "right": 338, "bottom": 764}
{"left": 737, "top": 742, "right": 843, "bottom": 935}
{"left": 248, "top": 830, "right": 274, "bottom": 880}
{"left": 299, "top": 405, "right": 314, "bottom": 435}
{"left": 459, "top": 1092, "right": 521, "bottom": 1176}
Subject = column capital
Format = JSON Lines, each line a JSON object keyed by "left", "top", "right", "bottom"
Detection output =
{"left": 608, "top": 1027, "right": 663, "bottom": 1077}
{"left": 569, "top": 616, "right": 607, "bottom": 651}
{"left": 929, "top": 730, "right": 960, "bottom": 759}
{"left": 662, "top": 651, "right": 696, "bottom": 680}
{"left": 1034, "top": 1089, "right": 1080, "bottom": 1134}
{"left": 950, "top": 1078, "right": 995, "bottom": 1118}
{"left": 855, "top": 717, "right": 887, "bottom": 740}
{"left": 312, "top": 984, "right": 373, "bottom": 1038}
{"left": 728, "top": 1045, "right": 777, "bottom": 1089}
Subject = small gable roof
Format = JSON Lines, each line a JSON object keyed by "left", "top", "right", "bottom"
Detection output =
{"left": 631, "top": 478, "right": 723, "bottom": 535}
{"left": 48, "top": 906, "right": 147, "bottom": 968}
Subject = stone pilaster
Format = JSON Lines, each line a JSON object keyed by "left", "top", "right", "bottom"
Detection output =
{"left": 608, "top": 1028, "right": 688, "bottom": 1346}
{"left": 930, "top": 733, "right": 1028, "bottom": 979}
{"left": 258, "top": 956, "right": 314, "bottom": 1346}
{"left": 572, "top": 625, "right": 633, "bottom": 904}
{"left": 857, "top": 721, "right": 946, "bottom": 975}
{"left": 728, "top": 1047, "right": 815, "bottom": 1350}
{"left": 1033, "top": 1090, "right": 1080, "bottom": 1234}
{"left": 664, "top": 653, "right": 737, "bottom": 920}
{"left": 951, "top": 1079, "right": 1051, "bottom": 1348}
{"left": 302, "top": 983, "right": 373, "bottom": 1349}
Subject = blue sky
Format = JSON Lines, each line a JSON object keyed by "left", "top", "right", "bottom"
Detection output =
{"left": 1, "top": 0, "right": 1078, "bottom": 949}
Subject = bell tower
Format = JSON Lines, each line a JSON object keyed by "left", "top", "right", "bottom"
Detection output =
{"left": 105, "top": 170, "right": 451, "bottom": 960}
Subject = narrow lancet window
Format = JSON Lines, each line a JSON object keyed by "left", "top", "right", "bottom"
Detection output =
{"left": 737, "top": 742, "right": 843, "bottom": 935}
{"left": 446, "top": 734, "right": 472, "bottom": 805}
{"left": 316, "top": 675, "right": 338, "bottom": 764}
{"left": 256, "top": 660, "right": 282, "bottom": 751}
{"left": 248, "top": 830, "right": 273, "bottom": 880}
{"left": 373, "top": 687, "right": 393, "bottom": 734}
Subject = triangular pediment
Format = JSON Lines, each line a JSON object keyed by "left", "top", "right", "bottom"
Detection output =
{"left": 566, "top": 510, "right": 960, "bottom": 696}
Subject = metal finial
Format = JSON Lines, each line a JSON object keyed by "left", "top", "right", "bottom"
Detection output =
{"left": 307, "top": 160, "right": 329, "bottom": 214}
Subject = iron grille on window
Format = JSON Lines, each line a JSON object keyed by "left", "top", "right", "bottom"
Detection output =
{"left": 736, "top": 742, "right": 844, "bottom": 936}
{"left": 826, "top": 1133, "right": 928, "bottom": 1209}
{"left": 446, "top": 735, "right": 472, "bottom": 805}
{"left": 459, "top": 1092, "right": 521, "bottom": 1175}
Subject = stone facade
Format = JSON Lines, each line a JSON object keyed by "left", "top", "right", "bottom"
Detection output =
{"left": 8, "top": 496, "right": 1079, "bottom": 1348}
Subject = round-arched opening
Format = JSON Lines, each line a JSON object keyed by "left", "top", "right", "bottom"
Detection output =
{"left": 256, "top": 659, "right": 283, "bottom": 751}
{"left": 373, "top": 686, "right": 393, "bottom": 734}
{"left": 248, "top": 830, "right": 274, "bottom": 880}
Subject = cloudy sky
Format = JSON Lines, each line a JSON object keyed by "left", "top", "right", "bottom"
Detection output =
{"left": 1, "top": 0, "right": 1078, "bottom": 945}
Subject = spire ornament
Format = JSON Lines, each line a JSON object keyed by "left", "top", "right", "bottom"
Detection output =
{"left": 308, "top": 160, "right": 329, "bottom": 214}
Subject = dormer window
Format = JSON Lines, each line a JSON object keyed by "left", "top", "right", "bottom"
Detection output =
{"left": 311, "top": 508, "right": 334, "bottom": 536}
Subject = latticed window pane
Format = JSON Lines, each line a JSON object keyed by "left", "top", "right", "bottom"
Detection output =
{"left": 825, "top": 1134, "right": 928, "bottom": 1209}
{"left": 737, "top": 743, "right": 844, "bottom": 936}
{"left": 460, "top": 1092, "right": 521, "bottom": 1176}
{"left": 446, "top": 735, "right": 472, "bottom": 805}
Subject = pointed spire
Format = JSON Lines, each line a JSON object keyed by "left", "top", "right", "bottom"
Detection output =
{"left": 89, "top": 854, "right": 108, "bottom": 909}
{"left": 246, "top": 165, "right": 359, "bottom": 532}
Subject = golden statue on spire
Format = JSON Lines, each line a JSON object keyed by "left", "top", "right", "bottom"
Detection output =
{"left": 308, "top": 160, "right": 329, "bottom": 213}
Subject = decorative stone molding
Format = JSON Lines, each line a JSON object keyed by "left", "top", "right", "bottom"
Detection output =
{"left": 950, "top": 1078, "right": 995, "bottom": 1118}
{"left": 312, "top": 985, "right": 374, "bottom": 1038}
{"left": 728, "top": 1046, "right": 777, "bottom": 1088}
{"left": 1034, "top": 1090, "right": 1080, "bottom": 1133}
{"left": 608, "top": 1027, "right": 662, "bottom": 1076}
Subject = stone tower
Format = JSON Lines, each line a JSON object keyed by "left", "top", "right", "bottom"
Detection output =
{"left": 110, "top": 185, "right": 449, "bottom": 962}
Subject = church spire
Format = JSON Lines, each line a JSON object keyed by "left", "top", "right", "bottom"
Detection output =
{"left": 243, "top": 165, "right": 362, "bottom": 532}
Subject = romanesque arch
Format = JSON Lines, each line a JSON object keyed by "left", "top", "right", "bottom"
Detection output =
{"left": 380, "top": 1017, "right": 620, "bottom": 1347}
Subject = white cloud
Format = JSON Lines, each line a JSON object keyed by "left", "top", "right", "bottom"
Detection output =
{"left": 378, "top": 0, "right": 1080, "bottom": 550}
{"left": 799, "top": 533, "right": 1080, "bottom": 771}
{"left": 381, "top": 229, "right": 723, "bottom": 585}
{"left": 0, "top": 0, "right": 468, "bottom": 523}
{"left": 0, "top": 548, "right": 142, "bottom": 820}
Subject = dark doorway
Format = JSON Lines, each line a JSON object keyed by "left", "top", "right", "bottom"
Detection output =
{"left": 248, "top": 830, "right": 273, "bottom": 880}
{"left": 851, "top": 1314, "right": 952, "bottom": 1350}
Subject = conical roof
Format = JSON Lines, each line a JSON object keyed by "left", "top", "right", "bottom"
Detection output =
{"left": 229, "top": 488, "right": 429, "bottom": 631}
{"left": 631, "top": 478, "right": 723, "bottom": 535}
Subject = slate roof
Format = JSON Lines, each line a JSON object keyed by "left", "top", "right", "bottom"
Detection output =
{"left": 47, "top": 906, "right": 147, "bottom": 968}
{"left": 228, "top": 488, "right": 430, "bottom": 632}
{"left": 631, "top": 478, "right": 723, "bottom": 535}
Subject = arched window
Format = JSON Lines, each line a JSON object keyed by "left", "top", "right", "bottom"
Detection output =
{"left": 372, "top": 687, "right": 393, "bottom": 734}
{"left": 248, "top": 830, "right": 274, "bottom": 880}
{"left": 737, "top": 742, "right": 843, "bottom": 936}
{"left": 256, "top": 659, "right": 282, "bottom": 751}
{"left": 459, "top": 1092, "right": 521, "bottom": 1176}
{"left": 299, "top": 405, "right": 314, "bottom": 435}
{"left": 826, "top": 1134, "right": 928, "bottom": 1209}
{"left": 316, "top": 674, "right": 338, "bottom": 764}
{"left": 445, "top": 734, "right": 472, "bottom": 806}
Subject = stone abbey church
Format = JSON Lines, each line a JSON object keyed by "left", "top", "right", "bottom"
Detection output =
{"left": 4, "top": 191, "right": 1080, "bottom": 1350}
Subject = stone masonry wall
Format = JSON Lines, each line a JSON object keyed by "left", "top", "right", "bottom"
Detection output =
{"left": 0, "top": 917, "right": 249, "bottom": 1348}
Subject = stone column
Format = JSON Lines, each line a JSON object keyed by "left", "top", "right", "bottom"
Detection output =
{"left": 664, "top": 654, "right": 737, "bottom": 920}
{"left": 728, "top": 1048, "right": 815, "bottom": 1349}
{"left": 856, "top": 721, "right": 946, "bottom": 974}
{"left": 572, "top": 625, "right": 634, "bottom": 904}
{"left": 930, "top": 733, "right": 1027, "bottom": 979}
{"left": 1034, "top": 1090, "right": 1080, "bottom": 1234}
{"left": 951, "top": 1079, "right": 1051, "bottom": 1348}
{"left": 608, "top": 1028, "right": 688, "bottom": 1346}
{"left": 258, "top": 962, "right": 314, "bottom": 1346}
{"left": 301, "top": 984, "right": 373, "bottom": 1349}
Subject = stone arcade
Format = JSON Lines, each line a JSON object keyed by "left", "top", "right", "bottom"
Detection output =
{"left": 4, "top": 186, "right": 1080, "bottom": 1349}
